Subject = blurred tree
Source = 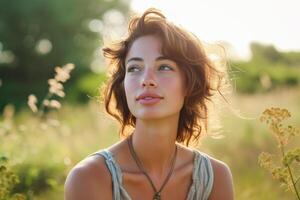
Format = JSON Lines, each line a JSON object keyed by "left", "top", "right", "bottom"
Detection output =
{"left": 250, "top": 42, "right": 283, "bottom": 64}
{"left": 281, "top": 51, "right": 300, "bottom": 66}
{"left": 232, "top": 43, "right": 300, "bottom": 93}
{"left": 250, "top": 42, "right": 300, "bottom": 66}
{"left": 0, "top": 0, "right": 130, "bottom": 111}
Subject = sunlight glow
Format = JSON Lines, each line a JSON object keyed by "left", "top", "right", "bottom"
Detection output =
{"left": 130, "top": 0, "right": 300, "bottom": 60}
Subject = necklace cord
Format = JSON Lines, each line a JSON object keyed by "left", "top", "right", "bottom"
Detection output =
{"left": 127, "top": 134, "right": 177, "bottom": 199}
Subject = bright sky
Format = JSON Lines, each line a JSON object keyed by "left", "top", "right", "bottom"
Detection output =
{"left": 130, "top": 0, "right": 300, "bottom": 59}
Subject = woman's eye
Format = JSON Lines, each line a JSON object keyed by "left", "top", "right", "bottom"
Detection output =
{"left": 127, "top": 65, "right": 140, "bottom": 72}
{"left": 159, "top": 65, "right": 173, "bottom": 71}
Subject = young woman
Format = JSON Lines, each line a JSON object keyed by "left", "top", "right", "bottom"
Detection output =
{"left": 65, "top": 8, "right": 234, "bottom": 200}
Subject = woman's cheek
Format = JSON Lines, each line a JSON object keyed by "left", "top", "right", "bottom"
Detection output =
{"left": 160, "top": 76, "right": 182, "bottom": 90}
{"left": 124, "top": 77, "right": 139, "bottom": 101}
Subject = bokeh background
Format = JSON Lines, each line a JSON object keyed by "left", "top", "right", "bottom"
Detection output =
{"left": 0, "top": 0, "right": 299, "bottom": 199}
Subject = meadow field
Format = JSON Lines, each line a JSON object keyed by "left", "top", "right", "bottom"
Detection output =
{"left": 1, "top": 85, "right": 299, "bottom": 200}
{"left": 1, "top": 1, "right": 300, "bottom": 199}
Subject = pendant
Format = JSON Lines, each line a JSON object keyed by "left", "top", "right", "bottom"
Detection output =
{"left": 153, "top": 192, "right": 161, "bottom": 200}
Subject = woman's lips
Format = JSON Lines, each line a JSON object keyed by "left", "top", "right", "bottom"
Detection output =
{"left": 136, "top": 92, "right": 163, "bottom": 105}
{"left": 137, "top": 96, "right": 163, "bottom": 105}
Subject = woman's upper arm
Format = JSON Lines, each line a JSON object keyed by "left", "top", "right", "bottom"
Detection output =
{"left": 208, "top": 158, "right": 234, "bottom": 200}
{"left": 64, "top": 156, "right": 113, "bottom": 200}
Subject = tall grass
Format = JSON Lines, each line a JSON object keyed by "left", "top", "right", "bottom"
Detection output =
{"left": 1, "top": 80, "right": 300, "bottom": 199}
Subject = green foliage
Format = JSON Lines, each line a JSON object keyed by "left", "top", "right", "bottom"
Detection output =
{"left": 258, "top": 108, "right": 300, "bottom": 199}
{"left": 251, "top": 43, "right": 283, "bottom": 64}
{"left": 231, "top": 43, "right": 300, "bottom": 93}
{"left": 0, "top": 0, "right": 130, "bottom": 110}
{"left": 0, "top": 156, "right": 25, "bottom": 200}
{"left": 250, "top": 43, "right": 300, "bottom": 66}
{"left": 75, "top": 71, "right": 107, "bottom": 100}
{"left": 13, "top": 161, "right": 65, "bottom": 197}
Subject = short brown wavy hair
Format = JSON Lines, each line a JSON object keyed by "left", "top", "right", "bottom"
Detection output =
{"left": 102, "top": 8, "right": 228, "bottom": 146}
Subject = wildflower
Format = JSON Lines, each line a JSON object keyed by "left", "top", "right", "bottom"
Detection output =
{"left": 286, "top": 125, "right": 300, "bottom": 137}
{"left": 54, "top": 63, "right": 75, "bottom": 82}
{"left": 49, "top": 100, "right": 61, "bottom": 109}
{"left": 43, "top": 99, "right": 50, "bottom": 106}
{"left": 64, "top": 63, "right": 75, "bottom": 71}
{"left": 43, "top": 99, "right": 62, "bottom": 109}
{"left": 283, "top": 148, "right": 300, "bottom": 166}
{"left": 260, "top": 107, "right": 295, "bottom": 146}
{"left": 48, "top": 79, "right": 65, "bottom": 97}
{"left": 28, "top": 63, "right": 74, "bottom": 117}
{"left": 259, "top": 107, "right": 300, "bottom": 199}
{"left": 260, "top": 107, "right": 291, "bottom": 124}
{"left": 27, "top": 94, "right": 38, "bottom": 113}
{"left": 258, "top": 152, "right": 273, "bottom": 168}
{"left": 271, "top": 167, "right": 289, "bottom": 184}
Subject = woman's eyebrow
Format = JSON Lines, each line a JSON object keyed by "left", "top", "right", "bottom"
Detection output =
{"left": 156, "top": 56, "right": 171, "bottom": 61}
{"left": 126, "top": 56, "right": 173, "bottom": 64}
{"left": 126, "top": 57, "right": 143, "bottom": 64}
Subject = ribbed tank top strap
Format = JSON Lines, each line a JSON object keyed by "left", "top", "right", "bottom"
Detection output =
{"left": 187, "top": 150, "right": 214, "bottom": 200}
{"left": 90, "top": 150, "right": 132, "bottom": 200}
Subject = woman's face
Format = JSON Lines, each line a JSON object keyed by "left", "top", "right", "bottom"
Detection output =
{"left": 124, "top": 35, "right": 186, "bottom": 121}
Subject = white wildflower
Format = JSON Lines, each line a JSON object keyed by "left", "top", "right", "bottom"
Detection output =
{"left": 28, "top": 94, "right": 38, "bottom": 113}
{"left": 64, "top": 63, "right": 75, "bottom": 71}
{"left": 55, "top": 67, "right": 70, "bottom": 82}
{"left": 54, "top": 63, "right": 74, "bottom": 82}
{"left": 48, "top": 78, "right": 65, "bottom": 97}
{"left": 43, "top": 99, "right": 50, "bottom": 106}
{"left": 49, "top": 100, "right": 61, "bottom": 109}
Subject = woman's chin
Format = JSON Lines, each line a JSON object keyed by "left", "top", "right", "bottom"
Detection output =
{"left": 134, "top": 111, "right": 179, "bottom": 121}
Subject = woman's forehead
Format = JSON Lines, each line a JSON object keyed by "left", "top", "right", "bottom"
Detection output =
{"left": 125, "top": 35, "right": 163, "bottom": 62}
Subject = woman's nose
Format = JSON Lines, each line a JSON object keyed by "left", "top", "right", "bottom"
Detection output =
{"left": 141, "top": 69, "right": 157, "bottom": 88}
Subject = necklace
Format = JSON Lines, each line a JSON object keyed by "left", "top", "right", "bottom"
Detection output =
{"left": 127, "top": 134, "right": 177, "bottom": 200}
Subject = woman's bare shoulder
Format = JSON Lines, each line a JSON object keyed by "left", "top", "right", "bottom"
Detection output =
{"left": 208, "top": 156, "right": 234, "bottom": 200}
{"left": 64, "top": 151, "right": 113, "bottom": 200}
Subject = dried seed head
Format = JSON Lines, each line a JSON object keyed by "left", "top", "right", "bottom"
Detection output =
{"left": 27, "top": 94, "right": 38, "bottom": 113}
{"left": 49, "top": 100, "right": 61, "bottom": 109}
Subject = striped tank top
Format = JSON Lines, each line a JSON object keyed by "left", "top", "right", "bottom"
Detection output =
{"left": 91, "top": 149, "right": 214, "bottom": 200}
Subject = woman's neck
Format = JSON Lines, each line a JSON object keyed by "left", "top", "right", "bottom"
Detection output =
{"left": 131, "top": 114, "right": 179, "bottom": 177}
